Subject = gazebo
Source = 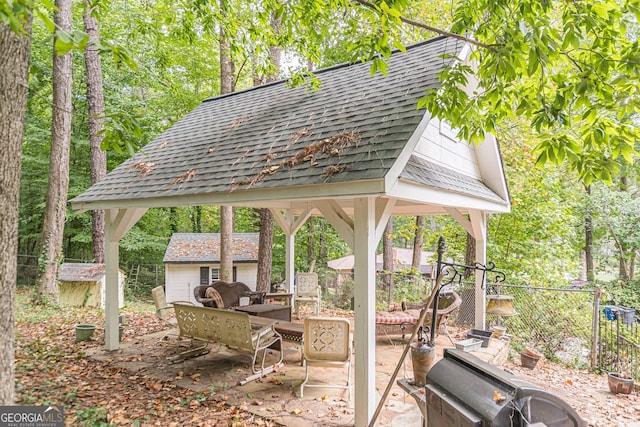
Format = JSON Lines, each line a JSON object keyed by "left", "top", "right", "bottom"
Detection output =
{"left": 71, "top": 36, "right": 510, "bottom": 426}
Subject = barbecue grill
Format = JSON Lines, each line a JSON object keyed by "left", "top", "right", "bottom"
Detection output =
{"left": 425, "top": 349, "right": 586, "bottom": 427}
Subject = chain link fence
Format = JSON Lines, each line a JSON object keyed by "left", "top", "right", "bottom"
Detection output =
{"left": 488, "top": 284, "right": 598, "bottom": 370}
{"left": 323, "top": 271, "right": 601, "bottom": 371}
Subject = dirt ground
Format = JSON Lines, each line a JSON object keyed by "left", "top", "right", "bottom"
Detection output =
{"left": 14, "top": 298, "right": 640, "bottom": 426}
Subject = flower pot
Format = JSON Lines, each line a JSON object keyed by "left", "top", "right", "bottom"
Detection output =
{"left": 608, "top": 372, "right": 634, "bottom": 394}
{"left": 520, "top": 351, "right": 541, "bottom": 370}
{"left": 75, "top": 324, "right": 96, "bottom": 342}
{"left": 492, "top": 325, "right": 507, "bottom": 338}
{"left": 525, "top": 347, "right": 543, "bottom": 359}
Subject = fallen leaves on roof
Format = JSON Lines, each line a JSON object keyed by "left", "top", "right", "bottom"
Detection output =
{"left": 129, "top": 161, "right": 155, "bottom": 177}
{"left": 234, "top": 131, "right": 364, "bottom": 189}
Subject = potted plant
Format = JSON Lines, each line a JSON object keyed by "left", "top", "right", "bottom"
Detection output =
{"left": 607, "top": 372, "right": 634, "bottom": 394}
{"left": 519, "top": 346, "right": 543, "bottom": 370}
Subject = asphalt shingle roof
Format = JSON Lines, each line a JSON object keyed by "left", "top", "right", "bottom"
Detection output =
{"left": 58, "top": 263, "right": 106, "bottom": 282}
{"left": 72, "top": 36, "right": 470, "bottom": 206}
{"left": 163, "top": 233, "right": 260, "bottom": 263}
{"left": 401, "top": 155, "right": 506, "bottom": 203}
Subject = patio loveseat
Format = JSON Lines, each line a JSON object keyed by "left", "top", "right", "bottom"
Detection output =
{"left": 171, "top": 303, "right": 283, "bottom": 384}
{"left": 375, "top": 291, "right": 462, "bottom": 342}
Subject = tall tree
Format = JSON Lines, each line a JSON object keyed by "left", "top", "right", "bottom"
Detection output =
{"left": 382, "top": 218, "right": 394, "bottom": 295}
{"left": 0, "top": 5, "right": 32, "bottom": 405}
{"left": 255, "top": 13, "right": 281, "bottom": 293}
{"left": 218, "top": 0, "right": 235, "bottom": 283}
{"left": 83, "top": 0, "right": 107, "bottom": 263}
{"left": 36, "top": 0, "right": 73, "bottom": 304}
{"left": 412, "top": 215, "right": 424, "bottom": 270}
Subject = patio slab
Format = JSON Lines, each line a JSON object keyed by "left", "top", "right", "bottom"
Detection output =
{"left": 87, "top": 324, "right": 509, "bottom": 426}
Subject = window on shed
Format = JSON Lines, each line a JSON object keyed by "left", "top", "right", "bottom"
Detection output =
{"left": 210, "top": 267, "right": 237, "bottom": 282}
{"left": 200, "top": 267, "right": 209, "bottom": 285}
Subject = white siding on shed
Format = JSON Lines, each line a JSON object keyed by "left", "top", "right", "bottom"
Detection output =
{"left": 414, "top": 118, "right": 481, "bottom": 178}
{"left": 165, "top": 263, "right": 259, "bottom": 306}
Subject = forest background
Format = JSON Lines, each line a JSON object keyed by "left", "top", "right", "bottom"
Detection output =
{"left": 1, "top": 0, "right": 639, "bottom": 417}
{"left": 14, "top": 0, "right": 640, "bottom": 308}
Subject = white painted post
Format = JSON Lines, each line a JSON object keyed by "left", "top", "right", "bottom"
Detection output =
{"left": 285, "top": 233, "right": 295, "bottom": 294}
{"left": 474, "top": 216, "right": 487, "bottom": 330}
{"left": 353, "top": 197, "right": 377, "bottom": 426}
{"left": 105, "top": 213, "right": 120, "bottom": 351}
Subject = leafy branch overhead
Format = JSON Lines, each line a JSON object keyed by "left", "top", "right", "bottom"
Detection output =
{"left": 266, "top": 0, "right": 639, "bottom": 185}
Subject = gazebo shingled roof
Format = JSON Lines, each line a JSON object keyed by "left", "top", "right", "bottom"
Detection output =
{"left": 70, "top": 36, "right": 511, "bottom": 427}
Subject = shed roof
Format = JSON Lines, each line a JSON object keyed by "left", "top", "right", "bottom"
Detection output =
{"left": 163, "top": 233, "right": 259, "bottom": 263}
{"left": 70, "top": 36, "right": 508, "bottom": 214}
{"left": 59, "top": 263, "right": 106, "bottom": 282}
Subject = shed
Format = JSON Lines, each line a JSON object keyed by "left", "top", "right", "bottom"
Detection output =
{"left": 328, "top": 247, "right": 435, "bottom": 276}
{"left": 58, "top": 263, "right": 125, "bottom": 309}
{"left": 70, "top": 36, "right": 511, "bottom": 425}
{"left": 163, "top": 232, "right": 260, "bottom": 303}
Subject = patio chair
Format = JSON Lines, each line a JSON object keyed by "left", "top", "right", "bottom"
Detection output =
{"left": 375, "top": 291, "right": 462, "bottom": 344}
{"left": 294, "top": 272, "right": 321, "bottom": 319}
{"left": 151, "top": 286, "right": 193, "bottom": 341}
{"left": 300, "top": 316, "right": 352, "bottom": 400}
{"left": 193, "top": 281, "right": 265, "bottom": 308}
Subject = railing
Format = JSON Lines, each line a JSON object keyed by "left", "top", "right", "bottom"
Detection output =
{"left": 598, "top": 305, "right": 640, "bottom": 381}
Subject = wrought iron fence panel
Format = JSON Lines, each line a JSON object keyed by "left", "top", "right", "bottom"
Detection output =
{"left": 598, "top": 306, "right": 640, "bottom": 381}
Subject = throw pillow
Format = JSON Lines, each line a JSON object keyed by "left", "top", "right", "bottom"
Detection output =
{"left": 205, "top": 287, "right": 225, "bottom": 308}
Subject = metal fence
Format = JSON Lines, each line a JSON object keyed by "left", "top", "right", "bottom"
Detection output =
{"left": 323, "top": 272, "right": 604, "bottom": 370}
{"left": 18, "top": 257, "right": 639, "bottom": 379}
{"left": 487, "top": 284, "right": 598, "bottom": 370}
{"left": 598, "top": 305, "right": 640, "bottom": 380}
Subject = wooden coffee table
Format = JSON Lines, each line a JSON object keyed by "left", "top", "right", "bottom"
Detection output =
{"left": 234, "top": 303, "right": 292, "bottom": 322}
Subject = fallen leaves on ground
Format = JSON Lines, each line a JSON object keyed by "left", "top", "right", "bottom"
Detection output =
{"left": 14, "top": 293, "right": 275, "bottom": 426}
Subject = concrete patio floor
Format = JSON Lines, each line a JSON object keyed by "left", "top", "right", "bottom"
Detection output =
{"left": 88, "top": 321, "right": 510, "bottom": 426}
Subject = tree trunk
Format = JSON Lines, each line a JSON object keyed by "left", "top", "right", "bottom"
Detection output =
{"left": 83, "top": 0, "right": 107, "bottom": 263}
{"left": 307, "top": 216, "right": 316, "bottom": 267}
{"left": 218, "top": 0, "right": 235, "bottom": 282}
{"left": 618, "top": 176, "right": 630, "bottom": 282}
{"left": 382, "top": 218, "right": 394, "bottom": 300}
{"left": 256, "top": 209, "right": 273, "bottom": 293}
{"left": 255, "top": 14, "right": 281, "bottom": 292}
{"left": 191, "top": 206, "right": 202, "bottom": 233}
{"left": 584, "top": 184, "right": 594, "bottom": 282}
{"left": 37, "top": 0, "right": 73, "bottom": 304}
{"left": 464, "top": 232, "right": 476, "bottom": 279}
{"left": 0, "top": 10, "right": 33, "bottom": 406}
{"left": 412, "top": 215, "right": 424, "bottom": 270}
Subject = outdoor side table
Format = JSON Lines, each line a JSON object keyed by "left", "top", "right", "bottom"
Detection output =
{"left": 264, "top": 292, "right": 293, "bottom": 306}
{"left": 234, "top": 303, "right": 292, "bottom": 322}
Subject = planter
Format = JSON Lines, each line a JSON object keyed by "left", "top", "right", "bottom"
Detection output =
{"left": 467, "top": 329, "right": 492, "bottom": 348}
{"left": 75, "top": 324, "right": 96, "bottom": 342}
{"left": 492, "top": 325, "right": 507, "bottom": 338}
{"left": 454, "top": 338, "right": 482, "bottom": 352}
{"left": 525, "top": 347, "right": 543, "bottom": 359}
{"left": 520, "top": 351, "right": 541, "bottom": 370}
{"left": 608, "top": 373, "right": 634, "bottom": 394}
